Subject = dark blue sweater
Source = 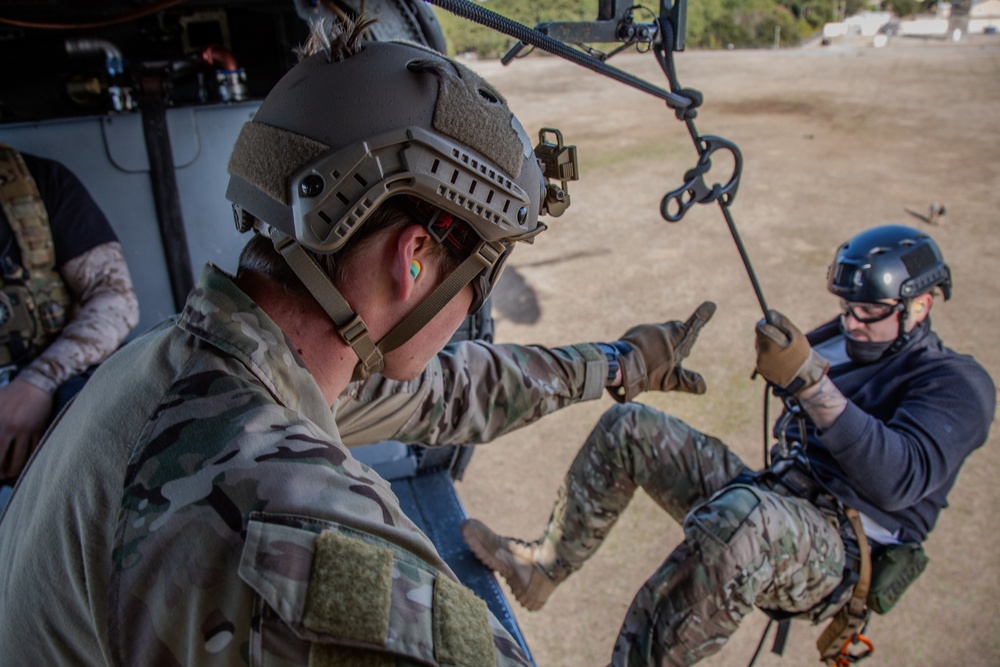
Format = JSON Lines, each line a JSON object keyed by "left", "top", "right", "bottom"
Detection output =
{"left": 781, "top": 318, "right": 995, "bottom": 543}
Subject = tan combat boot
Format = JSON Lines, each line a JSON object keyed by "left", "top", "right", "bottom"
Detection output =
{"left": 461, "top": 518, "right": 564, "bottom": 611}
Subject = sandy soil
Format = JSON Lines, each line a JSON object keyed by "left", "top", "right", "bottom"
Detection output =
{"left": 455, "top": 35, "right": 1000, "bottom": 667}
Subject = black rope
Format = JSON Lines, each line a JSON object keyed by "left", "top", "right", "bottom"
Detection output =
{"left": 655, "top": 13, "right": 772, "bottom": 323}
{"left": 654, "top": 17, "right": 702, "bottom": 123}
{"left": 763, "top": 383, "right": 772, "bottom": 467}
{"left": 721, "top": 204, "right": 772, "bottom": 322}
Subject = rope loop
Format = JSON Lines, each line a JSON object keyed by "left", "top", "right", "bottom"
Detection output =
{"left": 674, "top": 87, "right": 703, "bottom": 120}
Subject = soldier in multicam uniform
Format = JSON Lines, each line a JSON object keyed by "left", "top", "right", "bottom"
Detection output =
{"left": 0, "top": 19, "right": 716, "bottom": 666}
{"left": 0, "top": 145, "right": 139, "bottom": 483}
{"left": 463, "top": 225, "right": 995, "bottom": 666}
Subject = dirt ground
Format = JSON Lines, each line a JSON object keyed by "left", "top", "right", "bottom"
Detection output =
{"left": 454, "top": 36, "right": 1000, "bottom": 667}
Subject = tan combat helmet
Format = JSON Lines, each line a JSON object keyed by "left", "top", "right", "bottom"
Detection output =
{"left": 226, "top": 21, "right": 566, "bottom": 378}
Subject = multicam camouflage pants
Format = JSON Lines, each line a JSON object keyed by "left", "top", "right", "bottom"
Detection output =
{"left": 540, "top": 403, "right": 846, "bottom": 667}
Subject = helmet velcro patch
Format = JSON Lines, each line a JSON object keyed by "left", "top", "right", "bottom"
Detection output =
{"left": 228, "top": 122, "right": 329, "bottom": 206}
{"left": 415, "top": 57, "right": 528, "bottom": 180}
{"left": 900, "top": 243, "right": 936, "bottom": 277}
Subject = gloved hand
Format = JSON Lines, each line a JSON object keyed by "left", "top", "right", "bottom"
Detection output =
{"left": 610, "top": 301, "right": 717, "bottom": 403}
{"left": 754, "top": 310, "right": 829, "bottom": 394}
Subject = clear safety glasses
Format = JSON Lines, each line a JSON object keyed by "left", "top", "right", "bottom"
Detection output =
{"left": 839, "top": 298, "right": 904, "bottom": 324}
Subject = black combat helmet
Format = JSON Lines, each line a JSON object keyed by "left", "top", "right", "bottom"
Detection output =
{"left": 827, "top": 225, "right": 952, "bottom": 303}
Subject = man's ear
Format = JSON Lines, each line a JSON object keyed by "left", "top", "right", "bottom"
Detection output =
{"left": 909, "top": 293, "right": 933, "bottom": 324}
{"left": 393, "top": 224, "right": 433, "bottom": 302}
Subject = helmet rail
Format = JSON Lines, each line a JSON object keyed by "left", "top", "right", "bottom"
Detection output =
{"left": 287, "top": 126, "right": 539, "bottom": 255}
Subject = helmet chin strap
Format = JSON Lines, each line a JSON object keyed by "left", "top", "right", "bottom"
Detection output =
{"left": 888, "top": 299, "right": 913, "bottom": 355}
{"left": 269, "top": 228, "right": 384, "bottom": 378}
{"left": 269, "top": 227, "right": 504, "bottom": 381}
{"left": 376, "top": 240, "right": 503, "bottom": 355}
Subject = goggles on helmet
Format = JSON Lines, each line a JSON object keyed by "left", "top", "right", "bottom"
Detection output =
{"left": 400, "top": 196, "right": 513, "bottom": 314}
{"left": 839, "top": 298, "right": 904, "bottom": 324}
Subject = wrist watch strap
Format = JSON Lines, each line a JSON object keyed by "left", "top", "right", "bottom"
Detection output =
{"left": 597, "top": 341, "right": 633, "bottom": 385}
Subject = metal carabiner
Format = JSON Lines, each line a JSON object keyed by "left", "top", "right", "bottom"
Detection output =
{"left": 661, "top": 135, "right": 743, "bottom": 222}
{"left": 833, "top": 634, "right": 875, "bottom": 665}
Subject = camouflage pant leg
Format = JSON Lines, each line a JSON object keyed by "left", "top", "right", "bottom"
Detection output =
{"left": 543, "top": 403, "right": 749, "bottom": 574}
{"left": 611, "top": 485, "right": 846, "bottom": 667}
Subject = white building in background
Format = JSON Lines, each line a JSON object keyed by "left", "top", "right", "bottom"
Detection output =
{"left": 897, "top": 17, "right": 949, "bottom": 36}
{"left": 823, "top": 11, "right": 892, "bottom": 38}
{"left": 823, "top": 0, "right": 999, "bottom": 42}
{"left": 968, "top": 0, "right": 1000, "bottom": 32}
{"left": 896, "top": 0, "right": 1000, "bottom": 36}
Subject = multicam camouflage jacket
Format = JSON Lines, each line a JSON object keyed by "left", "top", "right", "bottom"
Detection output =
{"left": 0, "top": 264, "right": 608, "bottom": 667}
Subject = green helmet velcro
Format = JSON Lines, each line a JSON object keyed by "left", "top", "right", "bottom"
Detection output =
{"left": 228, "top": 122, "right": 330, "bottom": 206}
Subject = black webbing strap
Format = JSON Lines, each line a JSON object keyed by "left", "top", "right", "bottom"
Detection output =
{"left": 772, "top": 619, "right": 791, "bottom": 655}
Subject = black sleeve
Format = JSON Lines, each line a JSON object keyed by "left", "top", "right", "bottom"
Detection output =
{"left": 20, "top": 152, "right": 119, "bottom": 269}
{"left": 820, "top": 354, "right": 995, "bottom": 510}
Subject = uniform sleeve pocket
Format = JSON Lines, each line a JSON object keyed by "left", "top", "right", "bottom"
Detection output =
{"left": 238, "top": 513, "right": 496, "bottom": 667}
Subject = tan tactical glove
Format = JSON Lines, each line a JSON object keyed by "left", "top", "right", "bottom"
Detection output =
{"left": 610, "top": 301, "right": 717, "bottom": 403}
{"left": 754, "top": 310, "right": 830, "bottom": 394}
